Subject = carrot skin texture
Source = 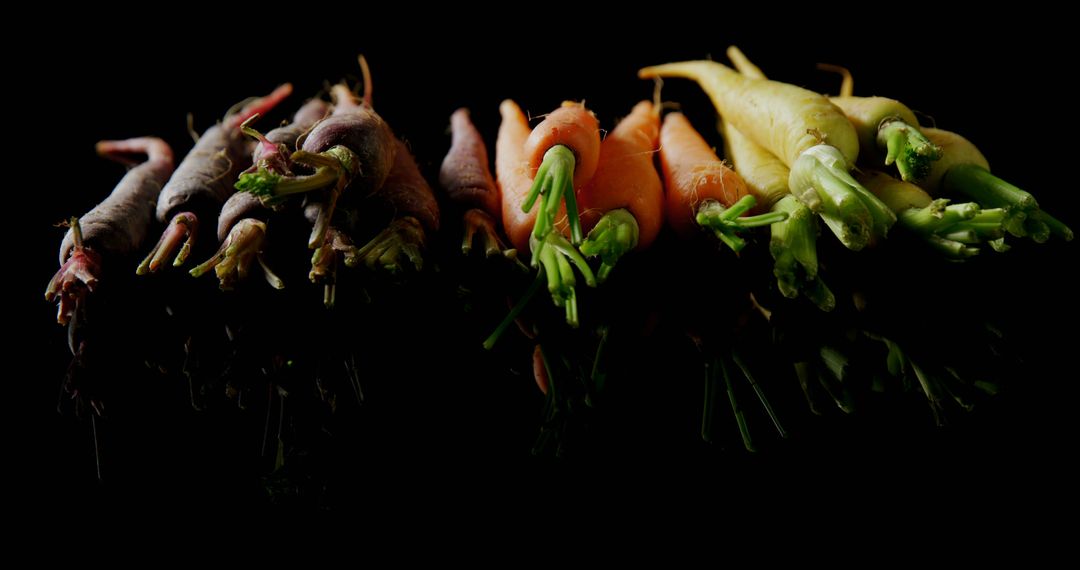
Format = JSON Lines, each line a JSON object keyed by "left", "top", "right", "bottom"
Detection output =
{"left": 523, "top": 103, "right": 601, "bottom": 190}
{"left": 61, "top": 138, "right": 175, "bottom": 264}
{"left": 369, "top": 139, "right": 441, "bottom": 234}
{"left": 440, "top": 108, "right": 500, "bottom": 216}
{"left": 497, "top": 100, "right": 540, "bottom": 252}
{"left": 659, "top": 112, "right": 748, "bottom": 239}
{"left": 579, "top": 101, "right": 664, "bottom": 249}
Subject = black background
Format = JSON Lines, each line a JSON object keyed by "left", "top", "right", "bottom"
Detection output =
{"left": 18, "top": 13, "right": 1079, "bottom": 524}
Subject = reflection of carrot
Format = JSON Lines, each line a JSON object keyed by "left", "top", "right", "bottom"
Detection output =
{"left": 496, "top": 99, "right": 538, "bottom": 252}
{"left": 659, "top": 113, "right": 783, "bottom": 251}
{"left": 521, "top": 102, "right": 601, "bottom": 243}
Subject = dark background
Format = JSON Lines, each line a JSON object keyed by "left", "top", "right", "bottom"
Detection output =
{"left": 17, "top": 14, "right": 1079, "bottom": 522}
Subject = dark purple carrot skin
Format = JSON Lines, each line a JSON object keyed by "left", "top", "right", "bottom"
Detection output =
{"left": 155, "top": 124, "right": 254, "bottom": 222}
{"left": 301, "top": 88, "right": 396, "bottom": 200}
{"left": 156, "top": 84, "right": 293, "bottom": 223}
{"left": 60, "top": 138, "right": 175, "bottom": 263}
{"left": 251, "top": 98, "right": 332, "bottom": 171}
{"left": 220, "top": 99, "right": 334, "bottom": 240}
{"left": 368, "top": 138, "right": 440, "bottom": 233}
{"left": 439, "top": 108, "right": 500, "bottom": 217}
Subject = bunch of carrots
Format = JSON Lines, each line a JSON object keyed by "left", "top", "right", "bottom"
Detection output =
{"left": 45, "top": 48, "right": 1070, "bottom": 470}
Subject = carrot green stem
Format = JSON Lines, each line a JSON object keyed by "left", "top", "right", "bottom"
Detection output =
{"left": 789, "top": 145, "right": 896, "bottom": 250}
{"left": 235, "top": 145, "right": 358, "bottom": 206}
{"left": 702, "top": 356, "right": 720, "bottom": 443}
{"left": 943, "top": 163, "right": 1038, "bottom": 212}
{"left": 347, "top": 217, "right": 425, "bottom": 274}
{"left": 769, "top": 196, "right": 834, "bottom": 311}
{"left": 579, "top": 208, "right": 639, "bottom": 284}
{"left": 482, "top": 269, "right": 546, "bottom": 350}
{"left": 523, "top": 145, "right": 583, "bottom": 244}
{"left": 1029, "top": 210, "right": 1074, "bottom": 241}
{"left": 695, "top": 195, "right": 788, "bottom": 253}
{"left": 877, "top": 119, "right": 942, "bottom": 181}
{"left": 137, "top": 212, "right": 198, "bottom": 274}
{"left": 896, "top": 199, "right": 1005, "bottom": 259}
{"left": 530, "top": 231, "right": 597, "bottom": 328}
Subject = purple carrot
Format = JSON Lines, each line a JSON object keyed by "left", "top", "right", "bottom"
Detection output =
{"left": 438, "top": 108, "right": 514, "bottom": 258}
{"left": 191, "top": 98, "right": 332, "bottom": 290}
{"left": 137, "top": 83, "right": 293, "bottom": 275}
{"left": 47, "top": 137, "right": 174, "bottom": 324}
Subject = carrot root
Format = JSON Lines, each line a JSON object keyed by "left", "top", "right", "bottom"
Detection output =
{"left": 523, "top": 145, "right": 582, "bottom": 244}
{"left": 46, "top": 217, "right": 101, "bottom": 326}
{"left": 462, "top": 208, "right": 518, "bottom": 262}
{"left": 189, "top": 218, "right": 281, "bottom": 291}
{"left": 346, "top": 216, "right": 425, "bottom": 275}
{"left": 878, "top": 119, "right": 942, "bottom": 181}
{"left": 137, "top": 212, "right": 198, "bottom": 274}
{"left": 579, "top": 208, "right": 639, "bottom": 284}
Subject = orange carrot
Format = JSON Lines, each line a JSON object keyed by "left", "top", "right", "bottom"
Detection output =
{"left": 521, "top": 102, "right": 601, "bottom": 243}
{"left": 576, "top": 101, "right": 664, "bottom": 282}
{"left": 659, "top": 113, "right": 783, "bottom": 251}
{"left": 579, "top": 101, "right": 663, "bottom": 248}
{"left": 496, "top": 99, "right": 539, "bottom": 252}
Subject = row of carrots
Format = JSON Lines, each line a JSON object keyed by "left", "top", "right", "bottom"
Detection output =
{"left": 44, "top": 50, "right": 1070, "bottom": 457}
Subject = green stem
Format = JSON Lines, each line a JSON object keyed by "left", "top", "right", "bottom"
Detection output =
{"left": 943, "top": 164, "right": 1038, "bottom": 212}
{"left": 580, "top": 208, "right": 640, "bottom": 284}
{"left": 789, "top": 145, "right": 896, "bottom": 250}
{"left": 732, "top": 351, "right": 787, "bottom": 439}
{"left": 523, "top": 145, "right": 583, "bottom": 244}
{"left": 877, "top": 119, "right": 942, "bottom": 181}
{"left": 695, "top": 195, "right": 788, "bottom": 253}
{"left": 897, "top": 200, "right": 1005, "bottom": 259}
{"left": 1029, "top": 210, "right": 1074, "bottom": 241}
{"left": 769, "top": 196, "right": 834, "bottom": 310}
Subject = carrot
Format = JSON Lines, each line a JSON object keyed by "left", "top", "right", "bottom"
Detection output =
{"left": 576, "top": 101, "right": 664, "bottom": 282}
{"left": 440, "top": 108, "right": 500, "bottom": 216}
{"left": 641, "top": 55, "right": 895, "bottom": 250}
{"left": 138, "top": 83, "right": 292, "bottom": 274}
{"left": 659, "top": 112, "right": 786, "bottom": 252}
{"left": 921, "top": 128, "right": 1072, "bottom": 242}
{"left": 237, "top": 63, "right": 396, "bottom": 249}
{"left": 859, "top": 170, "right": 1006, "bottom": 258}
{"left": 439, "top": 108, "right": 513, "bottom": 259}
{"left": 191, "top": 98, "right": 332, "bottom": 290}
{"left": 521, "top": 102, "right": 601, "bottom": 244}
{"left": 48, "top": 137, "right": 174, "bottom": 325}
{"left": 496, "top": 99, "right": 538, "bottom": 253}
{"left": 492, "top": 99, "right": 595, "bottom": 331}
{"left": 808, "top": 62, "right": 942, "bottom": 182}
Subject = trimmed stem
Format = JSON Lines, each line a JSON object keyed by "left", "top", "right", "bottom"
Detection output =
{"left": 769, "top": 196, "right": 834, "bottom": 311}
{"left": 695, "top": 195, "right": 788, "bottom": 253}
{"left": 789, "top": 145, "right": 896, "bottom": 250}
{"left": 523, "top": 145, "right": 582, "bottom": 244}
{"left": 943, "top": 164, "right": 1038, "bottom": 212}
{"left": 482, "top": 270, "right": 546, "bottom": 350}
{"left": 579, "top": 208, "right": 640, "bottom": 284}
{"left": 877, "top": 119, "right": 942, "bottom": 181}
